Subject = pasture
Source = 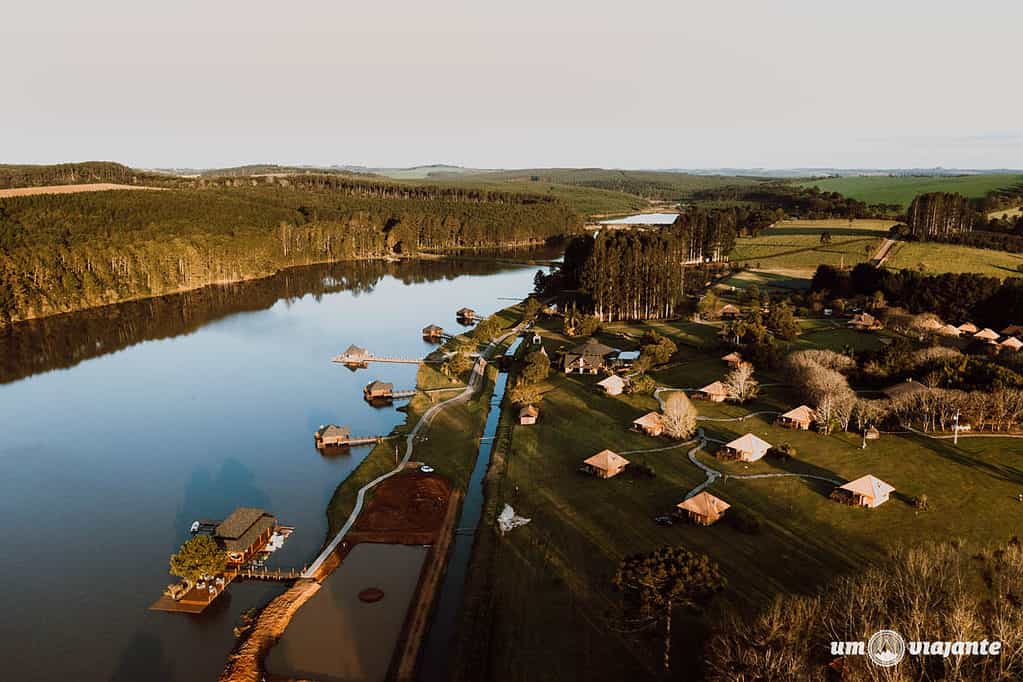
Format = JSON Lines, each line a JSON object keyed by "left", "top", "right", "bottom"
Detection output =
{"left": 884, "top": 241, "right": 1023, "bottom": 277}
{"left": 729, "top": 218, "right": 892, "bottom": 273}
{"left": 798, "top": 174, "right": 1023, "bottom": 210}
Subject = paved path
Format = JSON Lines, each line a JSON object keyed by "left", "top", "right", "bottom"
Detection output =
{"left": 870, "top": 238, "right": 897, "bottom": 267}
{"left": 304, "top": 326, "right": 521, "bottom": 578}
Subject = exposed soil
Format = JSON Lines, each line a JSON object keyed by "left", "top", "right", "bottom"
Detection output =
{"left": 0, "top": 183, "right": 165, "bottom": 198}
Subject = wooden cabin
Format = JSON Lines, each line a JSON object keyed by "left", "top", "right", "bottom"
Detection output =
{"left": 720, "top": 304, "right": 740, "bottom": 320}
{"left": 315, "top": 424, "right": 352, "bottom": 448}
{"left": 720, "top": 433, "right": 772, "bottom": 462}
{"left": 519, "top": 404, "right": 539, "bottom": 425}
{"left": 777, "top": 405, "right": 814, "bottom": 430}
{"left": 581, "top": 449, "right": 630, "bottom": 479}
{"left": 1001, "top": 325, "right": 1023, "bottom": 336}
{"left": 721, "top": 351, "right": 745, "bottom": 368}
{"left": 957, "top": 322, "right": 979, "bottom": 336}
{"left": 864, "top": 425, "right": 880, "bottom": 440}
{"left": 562, "top": 339, "right": 619, "bottom": 374}
{"left": 1000, "top": 336, "right": 1023, "bottom": 352}
{"left": 881, "top": 379, "right": 929, "bottom": 401}
{"left": 632, "top": 412, "right": 664, "bottom": 437}
{"left": 215, "top": 508, "right": 278, "bottom": 565}
{"left": 833, "top": 475, "right": 894, "bottom": 508}
{"left": 695, "top": 381, "right": 729, "bottom": 403}
{"left": 597, "top": 374, "right": 627, "bottom": 396}
{"left": 848, "top": 312, "right": 882, "bottom": 331}
{"left": 364, "top": 380, "right": 394, "bottom": 400}
{"left": 676, "top": 492, "right": 731, "bottom": 526}
{"left": 975, "top": 327, "right": 1000, "bottom": 343}
{"left": 422, "top": 324, "right": 444, "bottom": 339}
{"left": 338, "top": 344, "right": 372, "bottom": 365}
{"left": 457, "top": 307, "right": 476, "bottom": 321}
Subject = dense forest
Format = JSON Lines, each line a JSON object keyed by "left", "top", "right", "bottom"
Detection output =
{"left": 0, "top": 182, "right": 580, "bottom": 323}
{"left": 691, "top": 183, "right": 897, "bottom": 218}
{"left": 0, "top": 161, "right": 165, "bottom": 189}
{"left": 556, "top": 208, "right": 740, "bottom": 320}
{"left": 811, "top": 263, "right": 1023, "bottom": 329}
{"left": 905, "top": 192, "right": 974, "bottom": 239}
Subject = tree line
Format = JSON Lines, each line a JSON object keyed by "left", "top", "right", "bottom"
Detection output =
{"left": 0, "top": 185, "right": 580, "bottom": 323}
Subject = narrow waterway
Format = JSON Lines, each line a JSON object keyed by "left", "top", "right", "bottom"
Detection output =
{"left": 416, "top": 358, "right": 513, "bottom": 681}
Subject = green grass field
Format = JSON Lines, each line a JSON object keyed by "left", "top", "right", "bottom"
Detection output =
{"left": 453, "top": 316, "right": 1023, "bottom": 681}
{"left": 884, "top": 241, "right": 1023, "bottom": 277}
{"left": 798, "top": 174, "right": 1023, "bottom": 210}
{"left": 729, "top": 219, "right": 893, "bottom": 273}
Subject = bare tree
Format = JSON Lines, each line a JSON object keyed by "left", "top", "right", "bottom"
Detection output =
{"left": 661, "top": 391, "right": 697, "bottom": 440}
{"left": 723, "top": 363, "right": 759, "bottom": 403}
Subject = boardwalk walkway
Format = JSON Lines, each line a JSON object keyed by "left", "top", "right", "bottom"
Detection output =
{"left": 305, "top": 325, "right": 522, "bottom": 578}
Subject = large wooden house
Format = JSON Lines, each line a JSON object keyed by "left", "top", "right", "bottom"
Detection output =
{"left": 364, "top": 380, "right": 394, "bottom": 400}
{"left": 315, "top": 424, "right": 352, "bottom": 448}
{"left": 215, "top": 508, "right": 278, "bottom": 566}
{"left": 562, "top": 339, "right": 619, "bottom": 374}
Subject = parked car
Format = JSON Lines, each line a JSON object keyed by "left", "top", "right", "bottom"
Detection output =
{"left": 654, "top": 515, "right": 675, "bottom": 527}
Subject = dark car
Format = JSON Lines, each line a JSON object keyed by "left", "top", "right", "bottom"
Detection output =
{"left": 654, "top": 515, "right": 675, "bottom": 527}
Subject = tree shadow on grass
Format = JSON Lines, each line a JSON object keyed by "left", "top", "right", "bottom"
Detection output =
{"left": 907, "top": 433, "right": 1023, "bottom": 487}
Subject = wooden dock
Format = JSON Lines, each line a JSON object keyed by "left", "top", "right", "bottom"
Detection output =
{"left": 334, "top": 352, "right": 423, "bottom": 365}
{"left": 235, "top": 567, "right": 302, "bottom": 582}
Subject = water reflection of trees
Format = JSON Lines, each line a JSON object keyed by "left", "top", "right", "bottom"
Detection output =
{"left": 0, "top": 253, "right": 553, "bottom": 384}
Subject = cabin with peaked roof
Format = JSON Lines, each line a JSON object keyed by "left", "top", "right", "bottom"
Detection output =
{"left": 848, "top": 312, "right": 882, "bottom": 331}
{"left": 315, "top": 424, "right": 352, "bottom": 448}
{"left": 939, "top": 323, "right": 961, "bottom": 336}
{"left": 720, "top": 304, "right": 740, "bottom": 320}
{"left": 957, "top": 322, "right": 979, "bottom": 335}
{"left": 456, "top": 307, "right": 476, "bottom": 320}
{"left": 1000, "top": 336, "right": 1023, "bottom": 352}
{"left": 676, "top": 492, "right": 731, "bottom": 526}
{"left": 695, "top": 381, "right": 729, "bottom": 403}
{"left": 974, "top": 327, "right": 1000, "bottom": 343}
{"left": 422, "top": 324, "right": 444, "bottom": 339}
{"left": 364, "top": 380, "right": 394, "bottom": 399}
{"left": 597, "top": 374, "right": 627, "bottom": 396}
{"left": 833, "top": 475, "right": 894, "bottom": 508}
{"left": 882, "top": 379, "right": 929, "bottom": 401}
{"left": 215, "top": 508, "right": 278, "bottom": 565}
{"left": 563, "top": 338, "right": 619, "bottom": 374}
{"left": 777, "top": 405, "right": 814, "bottom": 430}
{"left": 339, "top": 344, "right": 371, "bottom": 364}
{"left": 632, "top": 412, "right": 664, "bottom": 437}
{"left": 613, "top": 349, "right": 641, "bottom": 369}
{"left": 1001, "top": 325, "right": 1023, "bottom": 336}
{"left": 720, "top": 433, "right": 772, "bottom": 462}
{"left": 581, "top": 450, "right": 630, "bottom": 479}
{"left": 721, "top": 351, "right": 744, "bottom": 368}
{"left": 519, "top": 404, "right": 539, "bottom": 425}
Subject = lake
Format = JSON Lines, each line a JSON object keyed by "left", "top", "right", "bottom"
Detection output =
{"left": 0, "top": 255, "right": 548, "bottom": 682}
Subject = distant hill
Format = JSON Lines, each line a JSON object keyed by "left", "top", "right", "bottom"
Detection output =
{"left": 0, "top": 161, "right": 164, "bottom": 189}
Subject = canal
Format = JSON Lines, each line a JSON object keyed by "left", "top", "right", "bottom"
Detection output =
{"left": 0, "top": 255, "right": 549, "bottom": 682}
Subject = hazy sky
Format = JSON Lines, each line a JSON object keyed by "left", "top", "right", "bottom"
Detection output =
{"left": 3, "top": 0, "right": 1021, "bottom": 169}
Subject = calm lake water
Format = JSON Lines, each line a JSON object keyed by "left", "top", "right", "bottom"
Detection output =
{"left": 0, "top": 255, "right": 548, "bottom": 682}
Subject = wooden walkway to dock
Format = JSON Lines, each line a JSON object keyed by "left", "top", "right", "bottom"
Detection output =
{"left": 334, "top": 353, "right": 424, "bottom": 365}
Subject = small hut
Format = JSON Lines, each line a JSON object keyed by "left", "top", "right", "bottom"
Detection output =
{"left": 676, "top": 492, "right": 731, "bottom": 526}
{"left": 422, "top": 324, "right": 444, "bottom": 339}
{"left": 519, "top": 404, "right": 539, "bottom": 425}
{"left": 957, "top": 322, "right": 979, "bottom": 335}
{"left": 364, "top": 380, "right": 394, "bottom": 400}
{"left": 777, "top": 405, "right": 814, "bottom": 430}
{"left": 1001, "top": 325, "right": 1023, "bottom": 336}
{"left": 833, "top": 474, "right": 894, "bottom": 508}
{"left": 339, "top": 344, "right": 372, "bottom": 364}
{"left": 581, "top": 450, "right": 630, "bottom": 479}
{"left": 974, "top": 328, "right": 1000, "bottom": 343}
{"left": 597, "top": 374, "right": 627, "bottom": 396}
{"left": 721, "top": 351, "right": 745, "bottom": 368}
{"left": 864, "top": 425, "right": 880, "bottom": 440}
{"left": 457, "top": 307, "right": 476, "bottom": 321}
{"left": 1000, "top": 336, "right": 1023, "bottom": 352}
{"left": 695, "top": 381, "right": 729, "bottom": 403}
{"left": 881, "top": 379, "right": 929, "bottom": 401}
{"left": 848, "top": 312, "right": 882, "bottom": 331}
{"left": 720, "top": 304, "right": 740, "bottom": 320}
{"left": 632, "top": 412, "right": 664, "bottom": 437}
{"left": 315, "top": 424, "right": 352, "bottom": 448}
{"left": 720, "top": 433, "right": 772, "bottom": 462}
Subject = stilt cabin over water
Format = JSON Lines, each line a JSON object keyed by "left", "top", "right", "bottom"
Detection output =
{"left": 422, "top": 324, "right": 445, "bottom": 339}
{"left": 457, "top": 307, "right": 477, "bottom": 321}
{"left": 315, "top": 424, "right": 352, "bottom": 448}
{"left": 215, "top": 508, "right": 278, "bottom": 565}
{"left": 364, "top": 380, "right": 395, "bottom": 400}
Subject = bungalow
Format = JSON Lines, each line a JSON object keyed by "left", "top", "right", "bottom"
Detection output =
{"left": 632, "top": 412, "right": 665, "bottom": 437}
{"left": 695, "top": 381, "right": 729, "bottom": 403}
{"left": 338, "top": 344, "right": 372, "bottom": 365}
{"left": 1000, "top": 336, "right": 1023, "bottom": 352}
{"left": 834, "top": 474, "right": 894, "bottom": 508}
{"left": 613, "top": 350, "right": 641, "bottom": 369}
{"left": 364, "top": 380, "right": 394, "bottom": 400}
{"left": 720, "top": 433, "right": 772, "bottom": 462}
{"left": 974, "top": 328, "right": 1000, "bottom": 343}
{"left": 215, "top": 508, "right": 278, "bottom": 565}
{"left": 939, "top": 323, "right": 961, "bottom": 336}
{"left": 597, "top": 374, "right": 627, "bottom": 396}
{"left": 422, "top": 324, "right": 444, "bottom": 339}
{"left": 563, "top": 338, "right": 619, "bottom": 374}
{"left": 882, "top": 379, "right": 929, "bottom": 401}
{"left": 676, "top": 492, "right": 731, "bottom": 526}
{"left": 848, "top": 312, "right": 882, "bottom": 331}
{"left": 777, "top": 405, "right": 814, "bottom": 430}
{"left": 581, "top": 449, "right": 630, "bottom": 479}
{"left": 519, "top": 404, "right": 539, "bottom": 425}
{"left": 456, "top": 307, "right": 476, "bottom": 321}
{"left": 957, "top": 322, "right": 979, "bottom": 335}
{"left": 721, "top": 351, "right": 745, "bottom": 368}
{"left": 720, "top": 304, "right": 740, "bottom": 320}
{"left": 315, "top": 424, "right": 352, "bottom": 448}
{"left": 1001, "top": 325, "right": 1023, "bottom": 336}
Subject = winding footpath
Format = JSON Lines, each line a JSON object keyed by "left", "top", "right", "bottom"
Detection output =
{"left": 304, "top": 326, "right": 521, "bottom": 578}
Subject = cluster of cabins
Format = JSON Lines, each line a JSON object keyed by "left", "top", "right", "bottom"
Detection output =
{"left": 950, "top": 323, "right": 1023, "bottom": 351}
{"left": 561, "top": 338, "right": 637, "bottom": 375}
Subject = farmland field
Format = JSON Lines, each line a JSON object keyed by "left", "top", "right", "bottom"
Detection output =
{"left": 798, "top": 174, "right": 1023, "bottom": 210}
{"left": 729, "top": 218, "right": 893, "bottom": 273}
{"left": 884, "top": 241, "right": 1023, "bottom": 277}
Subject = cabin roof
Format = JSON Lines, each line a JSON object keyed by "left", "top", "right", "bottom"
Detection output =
{"left": 780, "top": 405, "right": 815, "bottom": 423}
{"left": 957, "top": 322, "right": 979, "bottom": 333}
{"left": 724, "top": 432, "right": 772, "bottom": 454}
{"left": 583, "top": 449, "right": 630, "bottom": 471}
{"left": 597, "top": 374, "right": 626, "bottom": 390}
{"left": 216, "top": 508, "right": 277, "bottom": 552}
{"left": 319, "top": 425, "right": 351, "bottom": 440}
{"left": 677, "top": 491, "right": 731, "bottom": 517}
{"left": 343, "top": 344, "right": 369, "bottom": 357}
{"left": 520, "top": 404, "right": 539, "bottom": 418}
{"left": 1001, "top": 325, "right": 1023, "bottom": 336}
{"left": 570, "top": 338, "right": 619, "bottom": 357}
{"left": 366, "top": 380, "right": 393, "bottom": 392}
{"left": 882, "top": 379, "right": 929, "bottom": 400}
{"left": 698, "top": 381, "right": 728, "bottom": 396}
{"left": 720, "top": 304, "right": 740, "bottom": 314}
{"left": 632, "top": 412, "right": 663, "bottom": 429}
{"left": 839, "top": 474, "right": 894, "bottom": 499}
{"left": 721, "top": 352, "right": 743, "bottom": 363}
{"left": 975, "top": 328, "right": 1000, "bottom": 341}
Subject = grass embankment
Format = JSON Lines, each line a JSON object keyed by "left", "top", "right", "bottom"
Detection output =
{"left": 798, "top": 174, "right": 1023, "bottom": 210}
{"left": 730, "top": 219, "right": 893, "bottom": 274}
{"left": 323, "top": 305, "right": 522, "bottom": 540}
{"left": 452, "top": 315, "right": 1023, "bottom": 682}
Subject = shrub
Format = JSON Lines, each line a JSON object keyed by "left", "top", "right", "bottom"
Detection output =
{"left": 768, "top": 443, "right": 797, "bottom": 461}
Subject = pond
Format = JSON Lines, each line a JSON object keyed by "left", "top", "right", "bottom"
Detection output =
{"left": 0, "top": 254, "right": 549, "bottom": 682}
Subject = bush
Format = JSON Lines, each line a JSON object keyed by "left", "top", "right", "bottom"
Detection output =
{"left": 768, "top": 443, "right": 797, "bottom": 461}
{"left": 715, "top": 447, "right": 742, "bottom": 462}
{"left": 914, "top": 493, "right": 930, "bottom": 511}
{"left": 627, "top": 374, "right": 656, "bottom": 395}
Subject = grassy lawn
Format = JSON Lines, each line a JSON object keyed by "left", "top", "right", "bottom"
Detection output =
{"left": 453, "top": 317, "right": 1023, "bottom": 681}
{"left": 716, "top": 268, "right": 812, "bottom": 291}
{"left": 884, "top": 241, "right": 1023, "bottom": 277}
{"left": 730, "top": 219, "right": 892, "bottom": 273}
{"left": 798, "top": 174, "right": 1023, "bottom": 210}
